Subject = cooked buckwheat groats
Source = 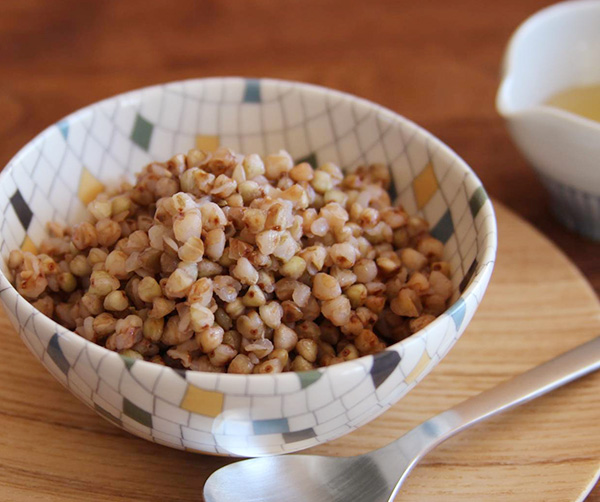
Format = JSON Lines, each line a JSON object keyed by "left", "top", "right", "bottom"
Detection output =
{"left": 8, "top": 148, "right": 452, "bottom": 373}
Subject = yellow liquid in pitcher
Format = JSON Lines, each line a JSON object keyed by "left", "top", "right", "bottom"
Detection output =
{"left": 544, "top": 84, "right": 600, "bottom": 122}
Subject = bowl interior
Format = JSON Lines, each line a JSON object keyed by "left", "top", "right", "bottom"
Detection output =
{"left": 0, "top": 78, "right": 494, "bottom": 299}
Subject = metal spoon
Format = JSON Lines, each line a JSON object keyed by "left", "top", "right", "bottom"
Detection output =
{"left": 204, "top": 336, "right": 600, "bottom": 502}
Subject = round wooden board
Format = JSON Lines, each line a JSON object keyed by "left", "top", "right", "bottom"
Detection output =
{"left": 0, "top": 202, "right": 599, "bottom": 502}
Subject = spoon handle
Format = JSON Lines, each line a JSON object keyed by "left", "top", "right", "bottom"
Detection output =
{"left": 411, "top": 335, "right": 600, "bottom": 455}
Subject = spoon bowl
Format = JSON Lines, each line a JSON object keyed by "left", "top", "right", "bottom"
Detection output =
{"left": 204, "top": 455, "right": 399, "bottom": 502}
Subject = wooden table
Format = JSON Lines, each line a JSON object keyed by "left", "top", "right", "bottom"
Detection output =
{"left": 0, "top": 0, "right": 598, "bottom": 498}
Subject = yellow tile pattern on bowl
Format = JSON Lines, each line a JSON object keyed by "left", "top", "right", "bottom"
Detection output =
{"left": 404, "top": 351, "right": 432, "bottom": 384}
{"left": 20, "top": 235, "right": 38, "bottom": 254}
{"left": 78, "top": 167, "right": 105, "bottom": 205}
{"left": 413, "top": 162, "right": 438, "bottom": 209}
{"left": 195, "top": 135, "right": 220, "bottom": 152}
{"left": 180, "top": 385, "right": 224, "bottom": 418}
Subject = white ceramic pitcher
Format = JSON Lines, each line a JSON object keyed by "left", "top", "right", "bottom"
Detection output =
{"left": 496, "top": 0, "right": 600, "bottom": 240}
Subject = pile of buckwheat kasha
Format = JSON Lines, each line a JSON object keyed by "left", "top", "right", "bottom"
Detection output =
{"left": 8, "top": 148, "right": 453, "bottom": 373}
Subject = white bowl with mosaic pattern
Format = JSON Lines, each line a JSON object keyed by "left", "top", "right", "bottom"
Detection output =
{"left": 0, "top": 78, "right": 496, "bottom": 457}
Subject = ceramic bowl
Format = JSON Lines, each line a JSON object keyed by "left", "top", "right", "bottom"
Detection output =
{"left": 0, "top": 78, "right": 496, "bottom": 457}
{"left": 496, "top": 0, "right": 600, "bottom": 240}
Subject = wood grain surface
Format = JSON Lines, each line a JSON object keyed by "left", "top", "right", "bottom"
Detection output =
{"left": 0, "top": 0, "right": 598, "bottom": 499}
{"left": 0, "top": 202, "right": 599, "bottom": 501}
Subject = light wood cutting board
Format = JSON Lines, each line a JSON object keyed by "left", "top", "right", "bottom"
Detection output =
{"left": 0, "top": 202, "right": 599, "bottom": 502}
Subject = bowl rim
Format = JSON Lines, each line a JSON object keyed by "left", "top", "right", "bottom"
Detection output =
{"left": 0, "top": 76, "right": 497, "bottom": 384}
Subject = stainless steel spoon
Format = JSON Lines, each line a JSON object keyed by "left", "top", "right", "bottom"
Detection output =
{"left": 204, "top": 336, "right": 600, "bottom": 502}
